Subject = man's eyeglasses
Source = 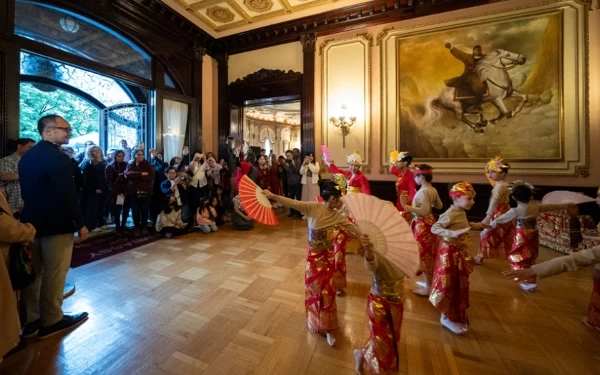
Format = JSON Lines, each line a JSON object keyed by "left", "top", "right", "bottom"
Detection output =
{"left": 48, "top": 126, "right": 73, "bottom": 133}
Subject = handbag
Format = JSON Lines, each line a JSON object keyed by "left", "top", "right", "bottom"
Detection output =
{"left": 8, "top": 242, "right": 36, "bottom": 291}
{"left": 0, "top": 205, "right": 36, "bottom": 290}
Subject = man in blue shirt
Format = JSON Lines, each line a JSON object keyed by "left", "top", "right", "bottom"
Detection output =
{"left": 19, "top": 115, "right": 89, "bottom": 340}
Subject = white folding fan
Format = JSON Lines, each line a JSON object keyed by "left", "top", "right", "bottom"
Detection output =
{"left": 542, "top": 191, "right": 596, "bottom": 205}
{"left": 342, "top": 193, "right": 419, "bottom": 276}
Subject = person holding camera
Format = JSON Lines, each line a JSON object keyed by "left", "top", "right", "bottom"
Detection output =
{"left": 188, "top": 152, "right": 209, "bottom": 226}
{"left": 161, "top": 167, "right": 191, "bottom": 225}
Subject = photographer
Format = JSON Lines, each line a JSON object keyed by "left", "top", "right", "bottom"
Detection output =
{"left": 161, "top": 167, "right": 190, "bottom": 225}
{"left": 188, "top": 152, "right": 209, "bottom": 226}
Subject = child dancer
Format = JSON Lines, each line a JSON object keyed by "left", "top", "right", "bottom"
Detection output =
{"left": 331, "top": 174, "right": 350, "bottom": 296}
{"left": 503, "top": 244, "right": 600, "bottom": 330}
{"left": 390, "top": 151, "right": 417, "bottom": 223}
{"left": 354, "top": 234, "right": 405, "bottom": 375}
{"left": 430, "top": 181, "right": 489, "bottom": 334}
{"left": 475, "top": 157, "right": 514, "bottom": 265}
{"left": 400, "top": 164, "right": 443, "bottom": 296}
{"left": 325, "top": 151, "right": 369, "bottom": 254}
{"left": 489, "top": 181, "right": 574, "bottom": 292}
{"left": 262, "top": 179, "right": 363, "bottom": 347}
{"left": 324, "top": 151, "right": 371, "bottom": 195}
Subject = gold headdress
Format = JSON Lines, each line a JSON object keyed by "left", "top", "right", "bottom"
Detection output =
{"left": 449, "top": 181, "right": 476, "bottom": 198}
{"left": 485, "top": 156, "right": 510, "bottom": 173}
{"left": 389, "top": 150, "right": 410, "bottom": 163}
{"left": 509, "top": 180, "right": 535, "bottom": 193}
{"left": 347, "top": 151, "right": 363, "bottom": 166}
{"left": 331, "top": 173, "right": 348, "bottom": 195}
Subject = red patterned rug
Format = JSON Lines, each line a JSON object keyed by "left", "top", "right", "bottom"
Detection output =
{"left": 70, "top": 230, "right": 162, "bottom": 268}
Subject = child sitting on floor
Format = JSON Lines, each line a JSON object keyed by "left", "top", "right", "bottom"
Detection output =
{"left": 196, "top": 197, "right": 218, "bottom": 234}
{"left": 155, "top": 196, "right": 187, "bottom": 238}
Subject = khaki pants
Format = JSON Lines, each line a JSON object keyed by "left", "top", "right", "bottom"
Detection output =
{"left": 22, "top": 233, "right": 74, "bottom": 327}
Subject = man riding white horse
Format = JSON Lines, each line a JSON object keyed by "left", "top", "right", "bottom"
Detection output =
{"left": 444, "top": 43, "right": 487, "bottom": 113}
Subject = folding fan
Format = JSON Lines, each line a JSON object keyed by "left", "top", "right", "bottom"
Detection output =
{"left": 342, "top": 193, "right": 419, "bottom": 276}
{"left": 321, "top": 145, "right": 331, "bottom": 163}
{"left": 389, "top": 150, "right": 399, "bottom": 164}
{"left": 316, "top": 196, "right": 324, "bottom": 203}
{"left": 542, "top": 191, "right": 596, "bottom": 205}
{"left": 238, "top": 175, "right": 279, "bottom": 226}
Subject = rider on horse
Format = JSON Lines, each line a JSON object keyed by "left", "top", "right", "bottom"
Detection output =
{"left": 444, "top": 43, "right": 487, "bottom": 113}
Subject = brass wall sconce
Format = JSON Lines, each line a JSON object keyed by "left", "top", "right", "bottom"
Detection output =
{"left": 329, "top": 104, "right": 356, "bottom": 148}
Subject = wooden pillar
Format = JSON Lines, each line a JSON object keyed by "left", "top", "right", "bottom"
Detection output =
{"left": 217, "top": 52, "right": 229, "bottom": 160}
{"left": 0, "top": 0, "right": 19, "bottom": 157}
{"left": 300, "top": 33, "right": 316, "bottom": 154}
{"left": 191, "top": 44, "right": 205, "bottom": 154}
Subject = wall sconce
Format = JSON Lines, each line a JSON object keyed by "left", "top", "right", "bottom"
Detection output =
{"left": 329, "top": 104, "right": 356, "bottom": 148}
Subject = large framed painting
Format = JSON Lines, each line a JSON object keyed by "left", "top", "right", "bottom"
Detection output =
{"left": 379, "top": 0, "right": 589, "bottom": 176}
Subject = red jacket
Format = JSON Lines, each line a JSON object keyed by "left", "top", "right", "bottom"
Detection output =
{"left": 125, "top": 159, "right": 155, "bottom": 196}
{"left": 391, "top": 166, "right": 416, "bottom": 210}
{"left": 329, "top": 163, "right": 371, "bottom": 195}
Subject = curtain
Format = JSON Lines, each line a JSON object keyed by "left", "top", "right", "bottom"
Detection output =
{"left": 162, "top": 99, "right": 188, "bottom": 163}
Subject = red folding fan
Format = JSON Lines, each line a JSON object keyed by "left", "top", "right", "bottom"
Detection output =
{"left": 321, "top": 145, "right": 331, "bottom": 163}
{"left": 238, "top": 175, "right": 279, "bottom": 226}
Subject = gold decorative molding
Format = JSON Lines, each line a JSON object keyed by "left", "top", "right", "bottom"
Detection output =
{"left": 174, "top": 0, "right": 343, "bottom": 33}
{"left": 321, "top": 34, "right": 372, "bottom": 172}
{"left": 375, "top": 27, "right": 394, "bottom": 46}
{"left": 318, "top": 38, "right": 335, "bottom": 55}
{"left": 378, "top": 0, "right": 589, "bottom": 176}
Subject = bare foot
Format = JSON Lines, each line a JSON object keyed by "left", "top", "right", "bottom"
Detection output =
{"left": 520, "top": 283, "right": 536, "bottom": 292}
{"left": 440, "top": 314, "right": 468, "bottom": 335}
{"left": 336, "top": 289, "right": 345, "bottom": 296}
{"left": 473, "top": 255, "right": 483, "bottom": 265}
{"left": 412, "top": 287, "right": 431, "bottom": 296}
{"left": 354, "top": 349, "right": 364, "bottom": 374}
{"left": 326, "top": 332, "right": 336, "bottom": 347}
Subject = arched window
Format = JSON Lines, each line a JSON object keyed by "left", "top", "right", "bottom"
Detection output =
{"left": 15, "top": 1, "right": 152, "bottom": 80}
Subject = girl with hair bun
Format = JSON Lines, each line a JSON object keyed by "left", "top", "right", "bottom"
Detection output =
{"left": 262, "top": 178, "right": 368, "bottom": 348}
{"left": 390, "top": 151, "right": 417, "bottom": 223}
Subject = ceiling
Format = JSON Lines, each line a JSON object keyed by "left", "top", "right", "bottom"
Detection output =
{"left": 245, "top": 102, "right": 301, "bottom": 126}
{"left": 164, "top": 0, "right": 367, "bottom": 37}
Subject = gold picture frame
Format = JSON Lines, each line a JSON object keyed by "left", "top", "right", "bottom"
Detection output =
{"left": 379, "top": 0, "right": 590, "bottom": 176}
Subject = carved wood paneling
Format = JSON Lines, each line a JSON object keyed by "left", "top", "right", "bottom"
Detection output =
{"left": 300, "top": 33, "right": 316, "bottom": 155}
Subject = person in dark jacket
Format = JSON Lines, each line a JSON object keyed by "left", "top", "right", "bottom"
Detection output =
{"left": 18, "top": 114, "right": 88, "bottom": 341}
{"left": 150, "top": 149, "right": 168, "bottom": 225}
{"left": 80, "top": 145, "right": 108, "bottom": 232}
{"left": 125, "top": 149, "right": 155, "bottom": 235}
{"left": 161, "top": 167, "right": 190, "bottom": 225}
{"left": 105, "top": 150, "right": 130, "bottom": 233}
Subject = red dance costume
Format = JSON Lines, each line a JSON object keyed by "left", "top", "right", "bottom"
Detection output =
{"left": 360, "top": 253, "right": 405, "bottom": 375}
{"left": 332, "top": 228, "right": 348, "bottom": 290}
{"left": 257, "top": 165, "right": 270, "bottom": 191}
{"left": 413, "top": 215, "right": 438, "bottom": 276}
{"left": 328, "top": 163, "right": 371, "bottom": 195}
{"left": 508, "top": 218, "right": 539, "bottom": 283}
{"left": 391, "top": 166, "right": 416, "bottom": 222}
{"left": 479, "top": 181, "right": 514, "bottom": 259}
{"left": 429, "top": 234, "right": 473, "bottom": 324}
{"left": 306, "top": 228, "right": 338, "bottom": 333}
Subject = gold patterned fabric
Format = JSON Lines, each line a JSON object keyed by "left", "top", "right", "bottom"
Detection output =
{"left": 347, "top": 186, "right": 363, "bottom": 194}
{"left": 429, "top": 234, "right": 473, "bottom": 324}
{"left": 588, "top": 280, "right": 600, "bottom": 329}
{"left": 479, "top": 204, "right": 515, "bottom": 258}
{"left": 371, "top": 277, "right": 404, "bottom": 303}
{"left": 332, "top": 228, "right": 348, "bottom": 290}
{"left": 360, "top": 292, "right": 404, "bottom": 375}
{"left": 508, "top": 224, "right": 539, "bottom": 283}
{"left": 411, "top": 215, "right": 438, "bottom": 275}
{"left": 305, "top": 228, "right": 338, "bottom": 333}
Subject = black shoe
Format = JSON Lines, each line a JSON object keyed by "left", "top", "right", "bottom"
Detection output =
{"left": 37, "top": 312, "right": 89, "bottom": 340}
{"left": 63, "top": 282, "right": 76, "bottom": 300}
{"left": 20, "top": 319, "right": 41, "bottom": 338}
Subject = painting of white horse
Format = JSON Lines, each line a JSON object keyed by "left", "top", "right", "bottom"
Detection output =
{"left": 396, "top": 13, "right": 561, "bottom": 159}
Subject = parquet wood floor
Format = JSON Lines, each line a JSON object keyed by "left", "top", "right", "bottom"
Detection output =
{"left": 2, "top": 216, "right": 600, "bottom": 375}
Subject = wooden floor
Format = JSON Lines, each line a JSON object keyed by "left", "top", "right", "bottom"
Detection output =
{"left": 2, "top": 215, "right": 600, "bottom": 375}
